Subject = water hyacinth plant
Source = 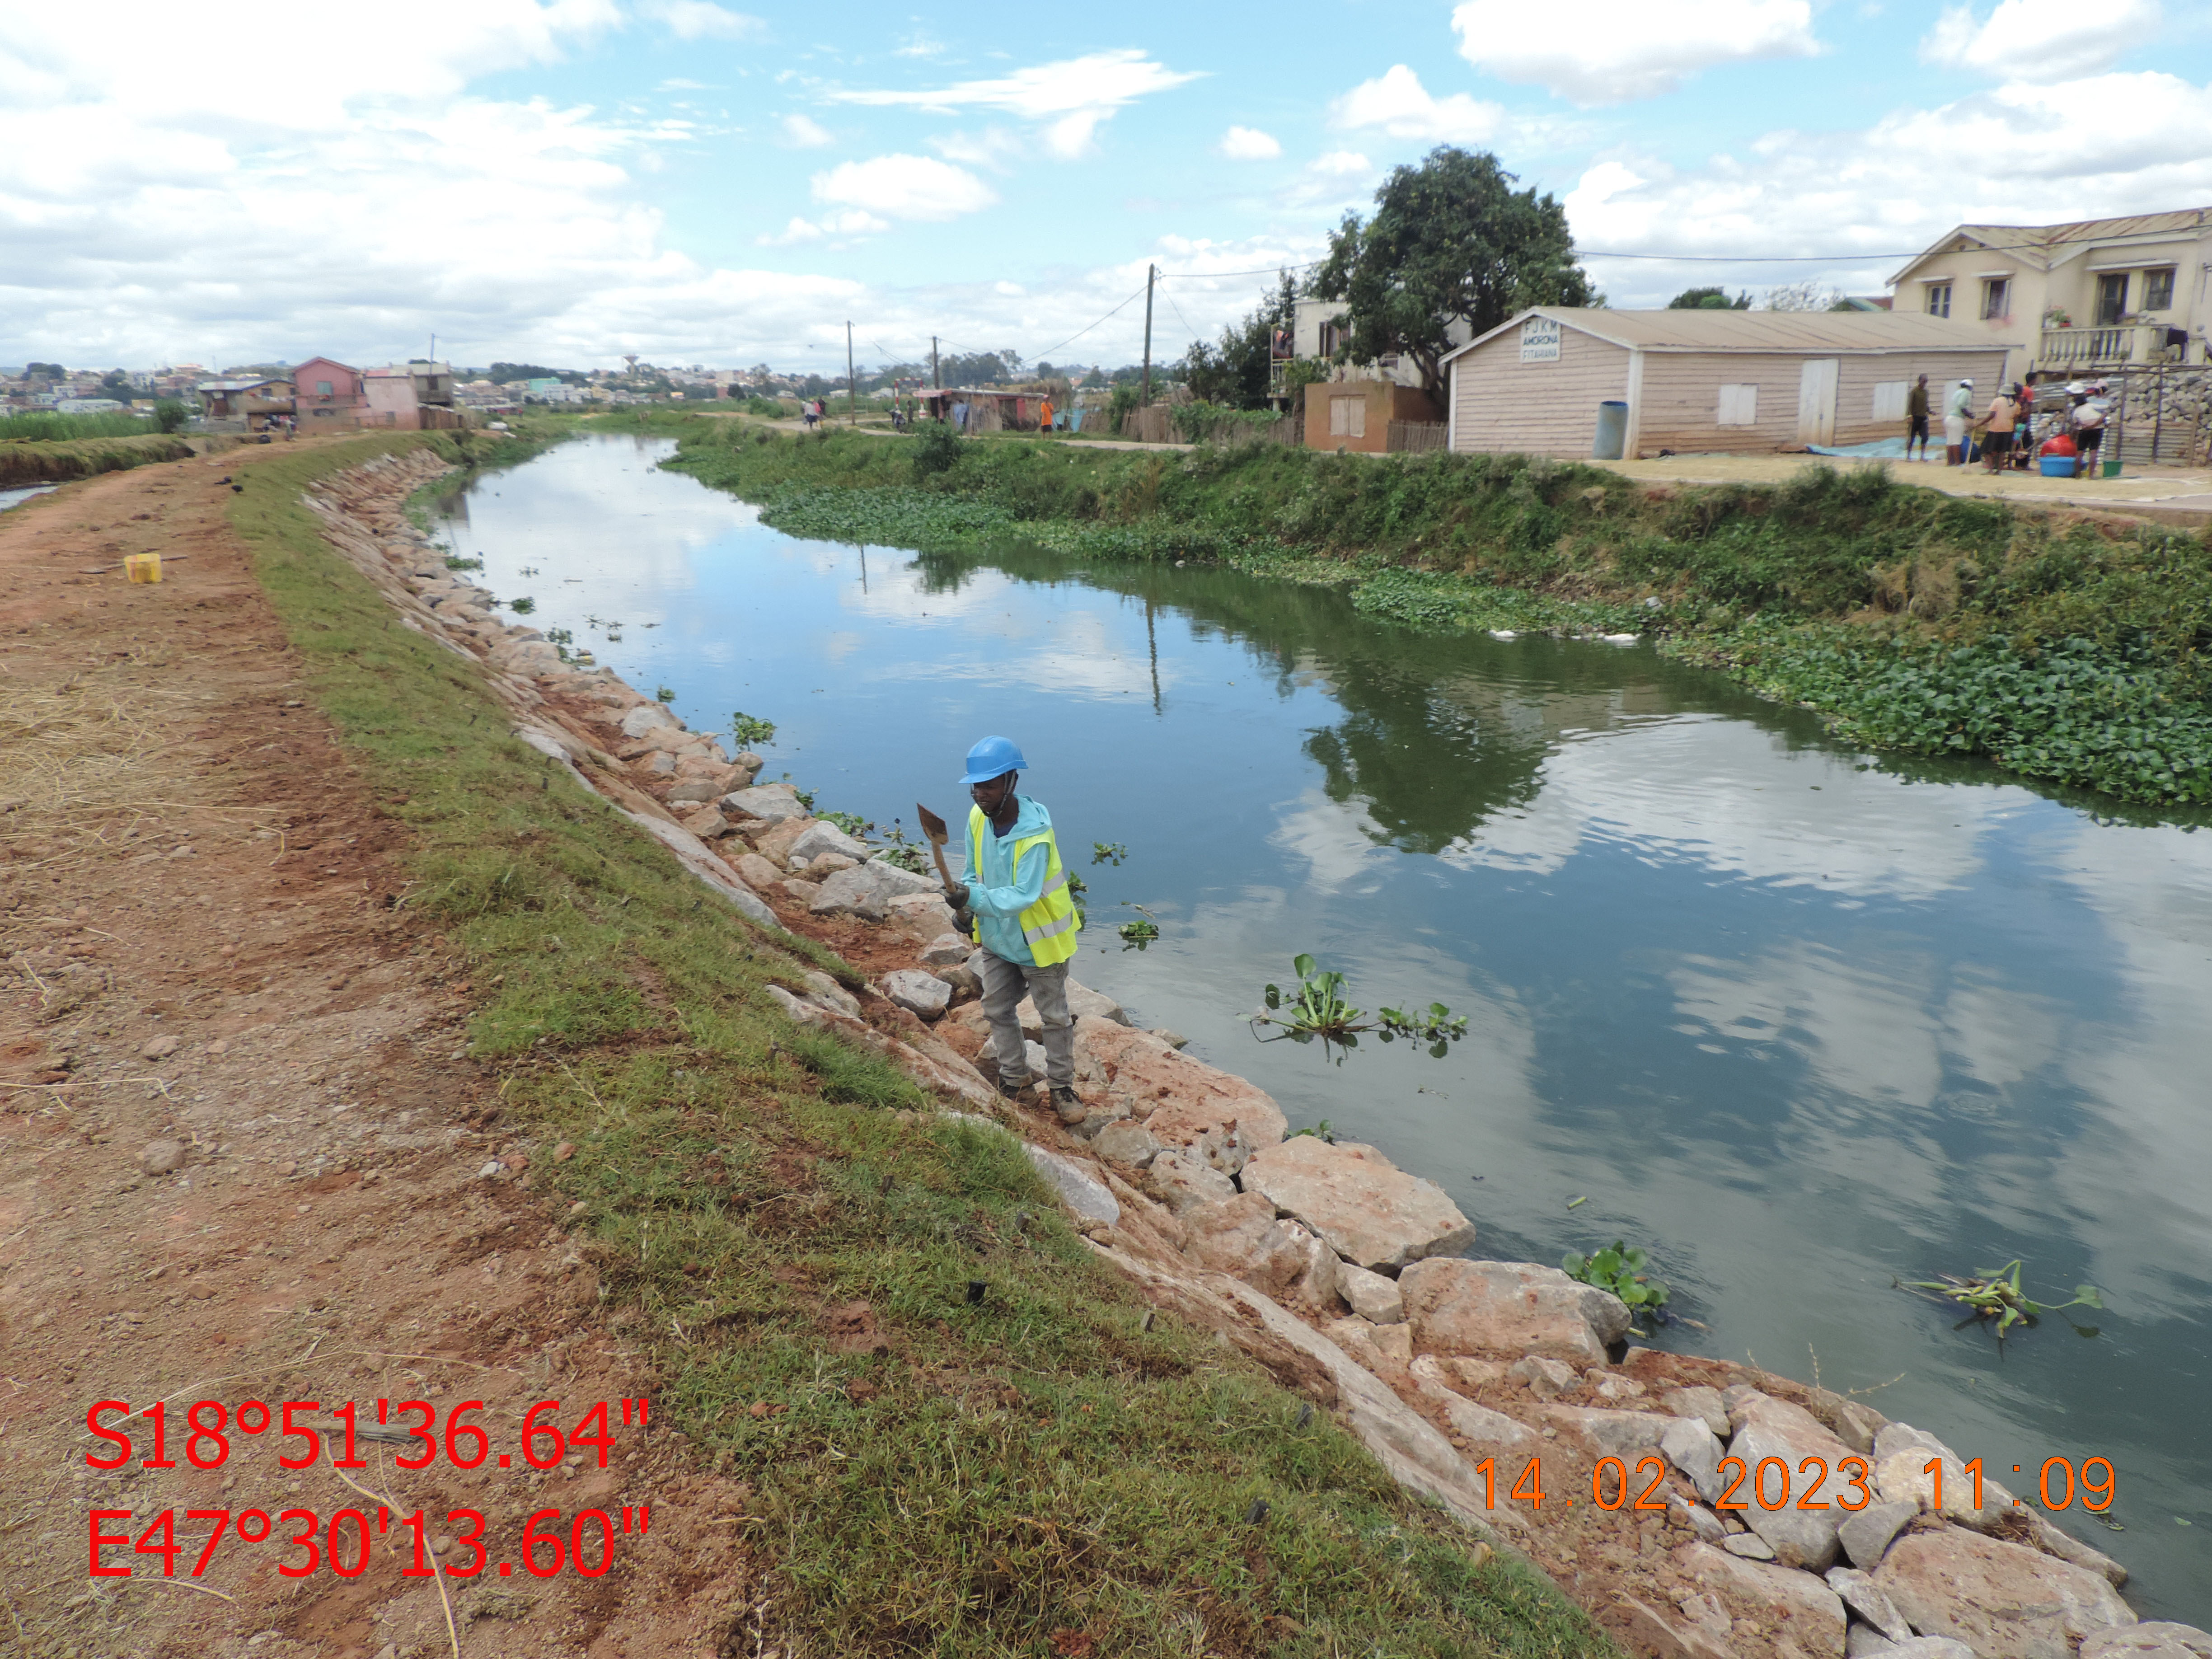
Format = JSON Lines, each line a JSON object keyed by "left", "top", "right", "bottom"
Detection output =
{"left": 1902, "top": 1260, "right": 2104, "bottom": 1340}
{"left": 1563, "top": 1241, "right": 1670, "bottom": 1328}
{"left": 1252, "top": 954, "right": 1469, "bottom": 1062}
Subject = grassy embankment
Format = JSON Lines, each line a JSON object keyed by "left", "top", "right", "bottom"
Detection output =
{"left": 0, "top": 431, "right": 196, "bottom": 484}
{"left": 661, "top": 418, "right": 2212, "bottom": 809}
{"left": 225, "top": 430, "right": 1612, "bottom": 1659}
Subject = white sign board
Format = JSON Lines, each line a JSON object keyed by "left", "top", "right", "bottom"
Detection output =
{"left": 1519, "top": 316, "right": 1561, "bottom": 362}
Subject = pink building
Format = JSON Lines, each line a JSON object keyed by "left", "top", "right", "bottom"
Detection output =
{"left": 294, "top": 356, "right": 364, "bottom": 427}
{"left": 361, "top": 361, "right": 465, "bottom": 431}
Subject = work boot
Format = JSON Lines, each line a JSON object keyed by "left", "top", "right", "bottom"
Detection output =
{"left": 995, "top": 1072, "right": 1036, "bottom": 1101}
{"left": 1049, "top": 1086, "right": 1086, "bottom": 1125}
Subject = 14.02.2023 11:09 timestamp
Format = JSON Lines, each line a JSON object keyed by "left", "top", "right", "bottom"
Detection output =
{"left": 1468, "top": 1453, "right": 2117, "bottom": 1513}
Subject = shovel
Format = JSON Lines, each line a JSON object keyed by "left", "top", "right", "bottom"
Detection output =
{"left": 914, "top": 802, "right": 960, "bottom": 894}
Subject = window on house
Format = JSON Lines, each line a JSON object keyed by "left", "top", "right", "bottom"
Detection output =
{"left": 316, "top": 380, "right": 332, "bottom": 396}
{"left": 1981, "top": 278, "right": 2009, "bottom": 320}
{"left": 1716, "top": 384, "right": 1759, "bottom": 426}
{"left": 1328, "top": 396, "right": 1366, "bottom": 439}
{"left": 2097, "top": 272, "right": 2129, "bottom": 326}
{"left": 2144, "top": 267, "right": 2176, "bottom": 310}
{"left": 1318, "top": 321, "right": 1343, "bottom": 357}
{"left": 1925, "top": 283, "right": 1951, "bottom": 319}
{"left": 1871, "top": 381, "right": 1909, "bottom": 422}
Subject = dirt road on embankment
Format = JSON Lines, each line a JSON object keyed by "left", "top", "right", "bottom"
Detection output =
{"left": 0, "top": 447, "right": 757, "bottom": 1658}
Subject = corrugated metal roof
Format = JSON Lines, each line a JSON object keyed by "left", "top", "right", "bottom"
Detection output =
{"left": 1444, "top": 308, "right": 2022, "bottom": 363}
{"left": 1894, "top": 209, "right": 2212, "bottom": 279}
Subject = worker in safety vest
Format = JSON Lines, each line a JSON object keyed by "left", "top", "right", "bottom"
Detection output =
{"left": 941, "top": 736, "right": 1084, "bottom": 1123}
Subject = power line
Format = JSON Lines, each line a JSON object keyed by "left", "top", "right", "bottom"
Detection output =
{"left": 1031, "top": 280, "right": 1152, "bottom": 365}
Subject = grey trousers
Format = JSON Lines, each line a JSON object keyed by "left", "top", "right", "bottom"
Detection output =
{"left": 975, "top": 950, "right": 1074, "bottom": 1089}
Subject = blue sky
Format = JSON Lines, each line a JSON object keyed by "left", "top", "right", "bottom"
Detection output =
{"left": 5, "top": 0, "right": 2210, "bottom": 372}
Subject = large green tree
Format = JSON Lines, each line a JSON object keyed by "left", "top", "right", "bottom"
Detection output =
{"left": 1668, "top": 286, "right": 1752, "bottom": 309}
{"left": 1311, "top": 147, "right": 1593, "bottom": 403}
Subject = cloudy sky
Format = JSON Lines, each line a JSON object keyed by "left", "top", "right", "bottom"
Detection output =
{"left": 5, "top": 0, "right": 2209, "bottom": 373}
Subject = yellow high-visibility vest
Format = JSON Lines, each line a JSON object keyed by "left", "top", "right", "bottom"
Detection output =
{"left": 967, "top": 804, "right": 1081, "bottom": 966}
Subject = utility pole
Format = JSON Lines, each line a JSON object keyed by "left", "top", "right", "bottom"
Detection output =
{"left": 846, "top": 321, "right": 856, "bottom": 423}
{"left": 1140, "top": 264, "right": 1156, "bottom": 407}
{"left": 931, "top": 336, "right": 940, "bottom": 389}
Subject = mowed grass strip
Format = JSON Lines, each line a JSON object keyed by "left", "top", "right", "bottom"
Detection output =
{"left": 661, "top": 417, "right": 2212, "bottom": 808}
{"left": 226, "top": 433, "right": 1614, "bottom": 1659}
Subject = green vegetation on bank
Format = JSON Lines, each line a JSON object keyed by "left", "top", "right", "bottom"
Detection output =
{"left": 0, "top": 430, "right": 196, "bottom": 485}
{"left": 227, "top": 431, "right": 1612, "bottom": 1659}
{"left": 662, "top": 420, "right": 2212, "bottom": 807}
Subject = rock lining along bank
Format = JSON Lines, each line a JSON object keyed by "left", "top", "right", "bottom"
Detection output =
{"left": 307, "top": 448, "right": 2185, "bottom": 1659}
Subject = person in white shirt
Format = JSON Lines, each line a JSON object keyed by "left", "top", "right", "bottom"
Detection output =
{"left": 1944, "top": 379, "right": 1975, "bottom": 467}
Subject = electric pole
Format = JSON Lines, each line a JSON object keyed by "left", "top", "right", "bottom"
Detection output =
{"left": 1140, "top": 264, "right": 1156, "bottom": 408}
{"left": 847, "top": 321, "right": 856, "bottom": 422}
{"left": 931, "top": 336, "right": 940, "bottom": 389}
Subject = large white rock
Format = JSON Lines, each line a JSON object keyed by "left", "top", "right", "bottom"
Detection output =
{"left": 2083, "top": 1626, "right": 2212, "bottom": 1659}
{"left": 1183, "top": 1191, "right": 1338, "bottom": 1311}
{"left": 786, "top": 820, "right": 870, "bottom": 864}
{"left": 1680, "top": 1542, "right": 1847, "bottom": 1659}
{"left": 620, "top": 702, "right": 681, "bottom": 738}
{"left": 810, "top": 858, "right": 940, "bottom": 920}
{"left": 1871, "top": 1530, "right": 2135, "bottom": 1659}
{"left": 1336, "top": 1261, "right": 1405, "bottom": 1324}
{"left": 1024, "top": 1145, "right": 1118, "bottom": 1226}
{"left": 1543, "top": 1406, "right": 1673, "bottom": 1460}
{"left": 1398, "top": 1257, "right": 1627, "bottom": 1365}
{"left": 882, "top": 969, "right": 951, "bottom": 1020}
{"left": 1406, "top": 1364, "right": 1533, "bottom": 1448}
{"left": 722, "top": 783, "right": 808, "bottom": 823}
{"left": 1729, "top": 1392, "right": 1864, "bottom": 1571}
{"left": 1076, "top": 1018, "right": 1286, "bottom": 1175}
{"left": 1145, "top": 1149, "right": 1237, "bottom": 1214}
{"left": 1238, "top": 1136, "right": 1475, "bottom": 1271}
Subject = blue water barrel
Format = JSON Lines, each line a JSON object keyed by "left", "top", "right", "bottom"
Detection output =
{"left": 1593, "top": 401, "right": 1629, "bottom": 460}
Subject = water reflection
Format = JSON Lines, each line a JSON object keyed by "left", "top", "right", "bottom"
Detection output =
{"left": 438, "top": 435, "right": 2212, "bottom": 1617}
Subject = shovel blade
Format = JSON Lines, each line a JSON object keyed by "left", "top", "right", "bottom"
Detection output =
{"left": 915, "top": 802, "right": 949, "bottom": 846}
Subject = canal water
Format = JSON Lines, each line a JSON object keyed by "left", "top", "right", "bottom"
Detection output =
{"left": 436, "top": 432, "right": 2210, "bottom": 1616}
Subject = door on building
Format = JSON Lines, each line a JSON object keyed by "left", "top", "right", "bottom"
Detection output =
{"left": 2096, "top": 273, "right": 2129, "bottom": 327}
{"left": 1796, "top": 358, "right": 1839, "bottom": 445}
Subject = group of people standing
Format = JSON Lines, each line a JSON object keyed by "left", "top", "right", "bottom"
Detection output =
{"left": 1905, "top": 373, "right": 2109, "bottom": 477}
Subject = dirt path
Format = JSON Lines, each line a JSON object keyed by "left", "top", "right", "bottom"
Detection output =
{"left": 0, "top": 452, "right": 755, "bottom": 1659}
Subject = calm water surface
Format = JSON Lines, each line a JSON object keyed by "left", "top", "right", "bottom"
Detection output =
{"left": 440, "top": 433, "right": 2211, "bottom": 1616}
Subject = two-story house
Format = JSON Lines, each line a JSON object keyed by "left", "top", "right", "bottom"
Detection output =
{"left": 1888, "top": 209, "right": 2211, "bottom": 380}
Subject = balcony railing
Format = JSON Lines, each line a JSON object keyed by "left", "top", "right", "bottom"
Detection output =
{"left": 2038, "top": 324, "right": 2185, "bottom": 367}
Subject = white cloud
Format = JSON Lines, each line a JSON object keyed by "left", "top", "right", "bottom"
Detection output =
{"left": 1450, "top": 0, "right": 1820, "bottom": 104}
{"left": 1328, "top": 66, "right": 1501, "bottom": 143}
{"left": 827, "top": 49, "right": 1201, "bottom": 159}
{"left": 1309, "top": 150, "right": 1373, "bottom": 178}
{"left": 1562, "top": 70, "right": 2212, "bottom": 305}
{"left": 929, "top": 127, "right": 1023, "bottom": 171}
{"left": 637, "top": 0, "right": 765, "bottom": 41}
{"left": 1218, "top": 125, "right": 1281, "bottom": 160}
{"left": 1920, "top": 0, "right": 2160, "bottom": 83}
{"left": 811, "top": 153, "right": 997, "bottom": 220}
{"left": 755, "top": 209, "right": 888, "bottom": 244}
{"left": 780, "top": 112, "right": 832, "bottom": 146}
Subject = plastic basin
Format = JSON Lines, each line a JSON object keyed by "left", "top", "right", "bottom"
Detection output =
{"left": 2039, "top": 456, "right": 2077, "bottom": 478}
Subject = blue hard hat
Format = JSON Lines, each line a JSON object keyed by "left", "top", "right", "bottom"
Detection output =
{"left": 961, "top": 735, "right": 1026, "bottom": 784}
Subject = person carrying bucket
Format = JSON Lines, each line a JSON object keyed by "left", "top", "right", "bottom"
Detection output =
{"left": 942, "top": 736, "right": 1086, "bottom": 1123}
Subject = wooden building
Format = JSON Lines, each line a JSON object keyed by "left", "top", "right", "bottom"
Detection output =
{"left": 1441, "top": 309, "right": 2020, "bottom": 459}
{"left": 1301, "top": 379, "right": 1444, "bottom": 452}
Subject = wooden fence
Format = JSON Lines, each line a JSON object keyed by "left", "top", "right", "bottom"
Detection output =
{"left": 1386, "top": 421, "right": 1448, "bottom": 453}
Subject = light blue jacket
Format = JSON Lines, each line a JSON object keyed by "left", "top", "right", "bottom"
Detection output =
{"left": 965, "top": 795, "right": 1058, "bottom": 966}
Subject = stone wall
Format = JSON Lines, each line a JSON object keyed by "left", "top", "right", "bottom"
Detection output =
{"left": 309, "top": 450, "right": 2177, "bottom": 1659}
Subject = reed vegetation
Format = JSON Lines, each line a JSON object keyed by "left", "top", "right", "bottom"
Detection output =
{"left": 663, "top": 420, "right": 2212, "bottom": 808}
